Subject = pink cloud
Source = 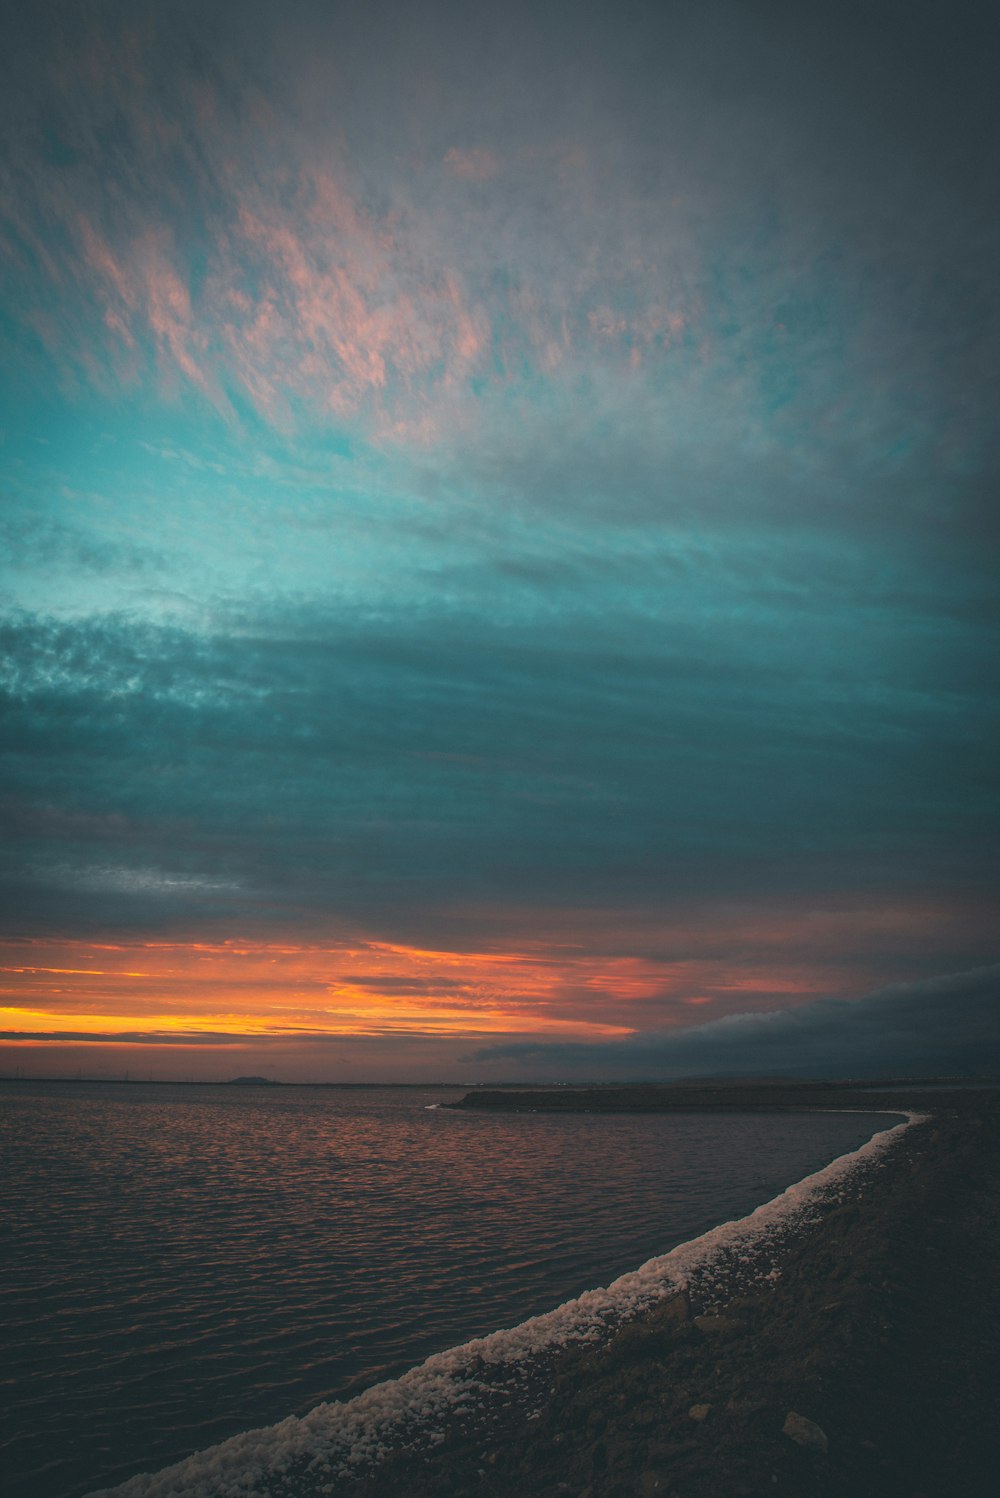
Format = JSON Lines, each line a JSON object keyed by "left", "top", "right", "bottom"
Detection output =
{"left": 443, "top": 147, "right": 502, "bottom": 182}
{"left": 2, "top": 17, "right": 702, "bottom": 445}
{"left": 202, "top": 168, "right": 499, "bottom": 440}
{"left": 76, "top": 216, "right": 136, "bottom": 311}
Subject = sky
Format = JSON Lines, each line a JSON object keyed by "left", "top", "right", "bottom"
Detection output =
{"left": 1, "top": 0, "right": 997, "bottom": 1082}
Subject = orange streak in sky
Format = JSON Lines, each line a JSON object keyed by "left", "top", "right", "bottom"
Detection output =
{"left": 0, "top": 931, "right": 835, "bottom": 1046}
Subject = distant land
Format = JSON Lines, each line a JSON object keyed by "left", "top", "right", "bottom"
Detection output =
{"left": 445, "top": 1079, "right": 998, "bottom": 1112}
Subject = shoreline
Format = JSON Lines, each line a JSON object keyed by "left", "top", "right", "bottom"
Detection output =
{"left": 89, "top": 1088, "right": 992, "bottom": 1498}
{"left": 339, "top": 1086, "right": 999, "bottom": 1498}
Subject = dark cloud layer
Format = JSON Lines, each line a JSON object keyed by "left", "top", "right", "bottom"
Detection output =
{"left": 2, "top": 588, "right": 995, "bottom": 948}
{"left": 473, "top": 966, "right": 1000, "bottom": 1079}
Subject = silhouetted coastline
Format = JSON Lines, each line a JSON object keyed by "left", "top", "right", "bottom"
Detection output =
{"left": 445, "top": 1078, "right": 996, "bottom": 1113}
{"left": 327, "top": 1085, "right": 999, "bottom": 1498}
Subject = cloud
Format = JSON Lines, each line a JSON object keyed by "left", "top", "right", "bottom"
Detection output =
{"left": 0, "top": 1029, "right": 261, "bottom": 1045}
{"left": 1, "top": 583, "right": 995, "bottom": 953}
{"left": 443, "top": 147, "right": 502, "bottom": 182}
{"left": 0, "top": 509, "right": 166, "bottom": 577}
{"left": 0, "top": 8, "right": 705, "bottom": 446}
{"left": 17, "top": 0, "right": 992, "bottom": 476}
{"left": 0, "top": 1, "right": 997, "bottom": 1069}
{"left": 472, "top": 966, "right": 1000, "bottom": 1078}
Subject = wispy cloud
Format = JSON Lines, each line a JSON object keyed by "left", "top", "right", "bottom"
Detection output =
{"left": 443, "top": 147, "right": 502, "bottom": 182}
{"left": 0, "top": 8, "right": 704, "bottom": 444}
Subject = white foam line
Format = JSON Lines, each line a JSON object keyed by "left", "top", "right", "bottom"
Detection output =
{"left": 91, "top": 1110, "right": 924, "bottom": 1498}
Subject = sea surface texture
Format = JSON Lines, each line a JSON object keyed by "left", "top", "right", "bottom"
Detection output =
{"left": 0, "top": 1082, "right": 893, "bottom": 1498}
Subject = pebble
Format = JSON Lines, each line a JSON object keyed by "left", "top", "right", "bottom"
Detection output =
{"left": 782, "top": 1410, "right": 829, "bottom": 1453}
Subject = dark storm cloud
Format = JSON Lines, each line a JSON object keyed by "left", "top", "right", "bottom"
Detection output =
{"left": 472, "top": 965, "right": 1000, "bottom": 1078}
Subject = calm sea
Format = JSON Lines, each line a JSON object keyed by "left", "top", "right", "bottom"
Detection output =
{"left": 0, "top": 1082, "right": 894, "bottom": 1498}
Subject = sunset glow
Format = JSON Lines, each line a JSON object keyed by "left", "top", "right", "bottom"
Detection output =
{"left": 0, "top": 893, "right": 975, "bottom": 1072}
{"left": 0, "top": 934, "right": 822, "bottom": 1040}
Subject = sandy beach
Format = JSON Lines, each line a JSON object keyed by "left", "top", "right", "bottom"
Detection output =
{"left": 326, "top": 1085, "right": 999, "bottom": 1498}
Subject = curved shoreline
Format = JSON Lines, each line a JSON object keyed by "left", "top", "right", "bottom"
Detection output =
{"left": 348, "top": 1087, "right": 1000, "bottom": 1498}
{"left": 91, "top": 1101, "right": 924, "bottom": 1498}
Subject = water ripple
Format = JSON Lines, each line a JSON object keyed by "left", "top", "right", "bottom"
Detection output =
{"left": 0, "top": 1082, "right": 891, "bottom": 1498}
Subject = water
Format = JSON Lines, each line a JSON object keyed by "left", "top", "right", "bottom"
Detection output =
{"left": 0, "top": 1082, "right": 896, "bottom": 1498}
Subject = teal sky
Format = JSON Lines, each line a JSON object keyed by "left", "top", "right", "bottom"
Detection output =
{"left": 1, "top": 0, "right": 997, "bottom": 1081}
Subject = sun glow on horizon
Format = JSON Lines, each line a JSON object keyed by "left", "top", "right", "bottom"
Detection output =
{"left": 0, "top": 930, "right": 839, "bottom": 1052}
{"left": 0, "top": 935, "right": 648, "bottom": 1044}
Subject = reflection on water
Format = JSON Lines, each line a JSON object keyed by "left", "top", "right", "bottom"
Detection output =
{"left": 0, "top": 1083, "right": 892, "bottom": 1498}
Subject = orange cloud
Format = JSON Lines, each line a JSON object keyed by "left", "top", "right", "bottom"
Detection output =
{"left": 0, "top": 935, "right": 635, "bottom": 1042}
{"left": 0, "top": 921, "right": 845, "bottom": 1051}
{"left": 2, "top": 890, "right": 970, "bottom": 1078}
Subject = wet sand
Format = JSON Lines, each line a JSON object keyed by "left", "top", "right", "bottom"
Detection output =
{"left": 332, "top": 1084, "right": 999, "bottom": 1498}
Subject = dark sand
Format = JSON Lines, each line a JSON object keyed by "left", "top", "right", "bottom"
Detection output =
{"left": 327, "top": 1084, "right": 999, "bottom": 1498}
